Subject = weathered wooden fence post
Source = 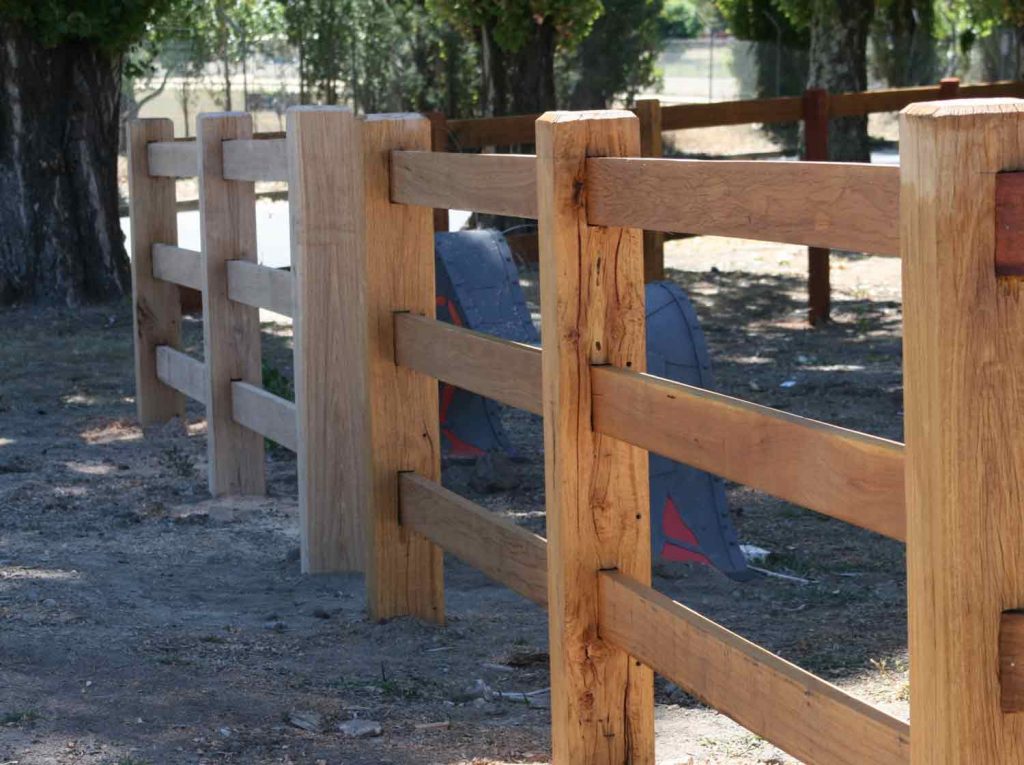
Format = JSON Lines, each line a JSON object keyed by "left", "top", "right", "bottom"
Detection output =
{"left": 803, "top": 87, "right": 830, "bottom": 325}
{"left": 901, "top": 98, "right": 1024, "bottom": 762}
{"left": 287, "top": 106, "right": 366, "bottom": 573}
{"left": 128, "top": 119, "right": 185, "bottom": 426}
{"left": 197, "top": 113, "right": 265, "bottom": 495}
{"left": 358, "top": 113, "right": 444, "bottom": 623}
{"left": 635, "top": 97, "right": 665, "bottom": 282}
{"left": 536, "top": 110, "right": 653, "bottom": 764}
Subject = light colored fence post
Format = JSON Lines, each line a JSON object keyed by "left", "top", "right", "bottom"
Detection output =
{"left": 901, "top": 99, "right": 1024, "bottom": 762}
{"left": 287, "top": 106, "right": 366, "bottom": 573}
{"left": 128, "top": 118, "right": 185, "bottom": 426}
{"left": 635, "top": 97, "right": 665, "bottom": 283}
{"left": 536, "top": 110, "right": 653, "bottom": 764}
{"left": 197, "top": 113, "right": 265, "bottom": 496}
{"left": 359, "top": 114, "right": 444, "bottom": 623}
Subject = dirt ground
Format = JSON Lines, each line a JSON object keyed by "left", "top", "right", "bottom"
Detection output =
{"left": 0, "top": 236, "right": 908, "bottom": 765}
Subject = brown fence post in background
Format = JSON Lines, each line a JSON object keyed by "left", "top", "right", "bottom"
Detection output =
{"left": 938, "top": 76, "right": 961, "bottom": 98}
{"left": 128, "top": 119, "right": 186, "bottom": 426}
{"left": 197, "top": 113, "right": 266, "bottom": 496}
{"left": 426, "top": 111, "right": 450, "bottom": 234}
{"left": 901, "top": 99, "right": 1024, "bottom": 762}
{"left": 360, "top": 114, "right": 444, "bottom": 623}
{"left": 537, "top": 110, "right": 654, "bottom": 764}
{"left": 635, "top": 97, "right": 665, "bottom": 282}
{"left": 802, "top": 87, "right": 830, "bottom": 325}
{"left": 288, "top": 106, "right": 366, "bottom": 573}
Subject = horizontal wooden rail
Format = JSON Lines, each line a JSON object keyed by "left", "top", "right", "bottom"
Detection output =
{"left": 662, "top": 95, "right": 804, "bottom": 130}
{"left": 398, "top": 473, "right": 548, "bottom": 606}
{"left": 151, "top": 244, "right": 203, "bottom": 291}
{"left": 390, "top": 151, "right": 537, "bottom": 218}
{"left": 230, "top": 381, "right": 297, "bottom": 451}
{"left": 154, "top": 345, "right": 206, "bottom": 404}
{"left": 223, "top": 138, "right": 288, "bottom": 182}
{"left": 829, "top": 80, "right": 1024, "bottom": 118}
{"left": 226, "top": 260, "right": 295, "bottom": 317}
{"left": 586, "top": 157, "right": 900, "bottom": 255}
{"left": 148, "top": 140, "right": 197, "bottom": 178}
{"left": 591, "top": 366, "right": 906, "bottom": 541}
{"left": 393, "top": 314, "right": 542, "bottom": 414}
{"left": 598, "top": 571, "right": 910, "bottom": 765}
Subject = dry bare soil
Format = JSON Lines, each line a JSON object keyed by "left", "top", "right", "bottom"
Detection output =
{"left": 1, "top": 238, "right": 907, "bottom": 764}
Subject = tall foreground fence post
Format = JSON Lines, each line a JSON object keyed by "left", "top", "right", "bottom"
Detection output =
{"left": 901, "top": 99, "right": 1024, "bottom": 762}
{"left": 635, "top": 97, "right": 665, "bottom": 282}
{"left": 288, "top": 106, "right": 366, "bottom": 573}
{"left": 197, "top": 113, "right": 265, "bottom": 495}
{"left": 359, "top": 114, "right": 444, "bottom": 622}
{"left": 537, "top": 111, "right": 653, "bottom": 764}
{"left": 128, "top": 119, "right": 184, "bottom": 425}
{"left": 803, "top": 87, "right": 830, "bottom": 324}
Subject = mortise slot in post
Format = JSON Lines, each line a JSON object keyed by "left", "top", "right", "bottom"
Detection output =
{"left": 1000, "top": 611, "right": 1024, "bottom": 712}
{"left": 995, "top": 172, "right": 1024, "bottom": 276}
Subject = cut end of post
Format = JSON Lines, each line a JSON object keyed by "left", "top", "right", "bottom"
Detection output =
{"left": 901, "top": 98, "right": 1024, "bottom": 119}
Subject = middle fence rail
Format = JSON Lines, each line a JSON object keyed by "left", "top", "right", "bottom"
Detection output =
{"left": 130, "top": 99, "right": 1024, "bottom": 764}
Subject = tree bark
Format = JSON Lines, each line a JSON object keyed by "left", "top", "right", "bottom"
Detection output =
{"left": 0, "top": 23, "right": 130, "bottom": 305}
{"left": 509, "top": 17, "right": 557, "bottom": 115}
{"left": 807, "top": 0, "right": 873, "bottom": 162}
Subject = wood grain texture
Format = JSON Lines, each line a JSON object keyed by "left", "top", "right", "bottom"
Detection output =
{"left": 226, "top": 260, "right": 294, "bottom": 317}
{"left": 591, "top": 365, "right": 906, "bottom": 541}
{"left": 901, "top": 98, "right": 1024, "bottom": 763}
{"left": 1001, "top": 612, "right": 1024, "bottom": 713}
{"left": 155, "top": 345, "right": 206, "bottom": 404}
{"left": 390, "top": 151, "right": 537, "bottom": 218}
{"left": 393, "top": 313, "right": 542, "bottom": 415}
{"left": 634, "top": 98, "right": 665, "bottom": 282}
{"left": 586, "top": 156, "right": 900, "bottom": 255}
{"left": 197, "top": 113, "right": 265, "bottom": 496}
{"left": 152, "top": 244, "right": 203, "bottom": 292}
{"left": 222, "top": 137, "right": 288, "bottom": 182}
{"left": 661, "top": 95, "right": 803, "bottom": 130}
{"left": 537, "top": 110, "right": 653, "bottom": 765}
{"left": 287, "top": 106, "right": 367, "bottom": 573}
{"left": 399, "top": 473, "right": 548, "bottom": 606}
{"left": 425, "top": 111, "right": 450, "bottom": 233}
{"left": 363, "top": 114, "right": 444, "bottom": 623}
{"left": 129, "top": 120, "right": 185, "bottom": 425}
{"left": 231, "top": 381, "right": 297, "bottom": 451}
{"left": 598, "top": 571, "right": 910, "bottom": 765}
{"left": 147, "top": 139, "right": 197, "bottom": 178}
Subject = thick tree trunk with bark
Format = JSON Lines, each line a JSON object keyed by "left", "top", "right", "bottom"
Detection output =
{"left": 508, "top": 17, "right": 557, "bottom": 115}
{"left": 807, "top": 0, "right": 873, "bottom": 162}
{"left": 0, "top": 23, "right": 130, "bottom": 305}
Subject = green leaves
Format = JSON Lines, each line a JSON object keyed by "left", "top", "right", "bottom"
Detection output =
{"left": 0, "top": 0, "right": 172, "bottom": 50}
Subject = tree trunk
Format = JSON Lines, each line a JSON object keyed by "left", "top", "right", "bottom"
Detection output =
{"left": 807, "top": 0, "right": 873, "bottom": 162}
{"left": 0, "top": 23, "right": 130, "bottom": 305}
{"left": 480, "top": 24, "right": 508, "bottom": 116}
{"left": 509, "top": 17, "right": 557, "bottom": 115}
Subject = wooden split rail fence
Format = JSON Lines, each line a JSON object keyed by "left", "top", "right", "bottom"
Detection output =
{"left": 434, "top": 77, "right": 1024, "bottom": 324}
{"left": 131, "top": 98, "right": 1024, "bottom": 763}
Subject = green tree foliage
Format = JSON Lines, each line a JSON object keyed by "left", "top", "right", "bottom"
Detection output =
{"left": 0, "top": 0, "right": 169, "bottom": 49}
{"left": 659, "top": 0, "right": 706, "bottom": 38}
{"left": 567, "top": 0, "right": 665, "bottom": 108}
{"left": 283, "top": 0, "right": 476, "bottom": 113}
